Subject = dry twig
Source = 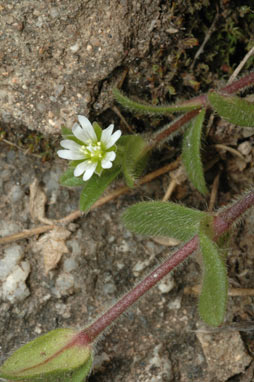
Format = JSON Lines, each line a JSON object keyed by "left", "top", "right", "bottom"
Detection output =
{"left": 227, "top": 46, "right": 254, "bottom": 85}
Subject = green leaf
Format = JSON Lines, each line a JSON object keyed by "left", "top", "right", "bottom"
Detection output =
{"left": 0, "top": 328, "right": 93, "bottom": 382}
{"left": 182, "top": 109, "right": 208, "bottom": 195}
{"left": 122, "top": 135, "right": 148, "bottom": 187}
{"left": 80, "top": 166, "right": 121, "bottom": 211}
{"left": 198, "top": 232, "right": 228, "bottom": 327}
{"left": 61, "top": 126, "right": 73, "bottom": 139}
{"left": 122, "top": 201, "right": 207, "bottom": 241}
{"left": 113, "top": 88, "right": 202, "bottom": 115}
{"left": 60, "top": 167, "right": 85, "bottom": 187}
{"left": 208, "top": 91, "right": 254, "bottom": 127}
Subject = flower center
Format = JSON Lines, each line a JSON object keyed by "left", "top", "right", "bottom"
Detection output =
{"left": 80, "top": 141, "right": 104, "bottom": 162}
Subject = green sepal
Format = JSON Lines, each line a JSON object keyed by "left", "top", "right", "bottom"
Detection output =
{"left": 60, "top": 167, "right": 85, "bottom": 187}
{"left": 208, "top": 91, "right": 254, "bottom": 127}
{"left": 122, "top": 135, "right": 149, "bottom": 188}
{"left": 113, "top": 88, "right": 202, "bottom": 115}
{"left": 61, "top": 126, "right": 73, "bottom": 139}
{"left": 198, "top": 232, "right": 228, "bottom": 327}
{"left": 0, "top": 328, "right": 93, "bottom": 382}
{"left": 92, "top": 122, "right": 102, "bottom": 140}
{"left": 122, "top": 201, "right": 207, "bottom": 241}
{"left": 79, "top": 165, "right": 121, "bottom": 211}
{"left": 182, "top": 109, "right": 208, "bottom": 195}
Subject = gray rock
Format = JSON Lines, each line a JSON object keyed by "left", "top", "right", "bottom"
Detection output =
{"left": 1, "top": 261, "right": 31, "bottom": 303}
{"left": 0, "top": 0, "right": 160, "bottom": 134}
{"left": 53, "top": 272, "right": 75, "bottom": 297}
{"left": 0, "top": 244, "right": 24, "bottom": 280}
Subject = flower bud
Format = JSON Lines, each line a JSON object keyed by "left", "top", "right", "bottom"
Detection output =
{"left": 0, "top": 328, "right": 93, "bottom": 382}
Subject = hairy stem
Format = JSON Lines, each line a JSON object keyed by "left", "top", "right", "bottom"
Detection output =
{"left": 78, "top": 190, "right": 254, "bottom": 345}
{"left": 79, "top": 236, "right": 199, "bottom": 344}
{"left": 221, "top": 72, "right": 254, "bottom": 94}
{"left": 149, "top": 108, "right": 201, "bottom": 148}
{"left": 213, "top": 190, "right": 254, "bottom": 238}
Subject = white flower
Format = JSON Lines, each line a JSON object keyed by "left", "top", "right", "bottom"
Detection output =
{"left": 57, "top": 115, "right": 122, "bottom": 181}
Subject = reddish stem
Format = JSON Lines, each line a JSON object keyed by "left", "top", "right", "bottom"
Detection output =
{"left": 146, "top": 73, "right": 254, "bottom": 149}
{"left": 79, "top": 236, "right": 199, "bottom": 344}
{"left": 213, "top": 191, "right": 254, "bottom": 238}
{"left": 220, "top": 72, "right": 254, "bottom": 94}
{"left": 78, "top": 190, "right": 254, "bottom": 345}
{"left": 150, "top": 108, "right": 201, "bottom": 147}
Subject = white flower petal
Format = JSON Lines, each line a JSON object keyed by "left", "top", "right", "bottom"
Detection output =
{"left": 82, "top": 162, "right": 97, "bottom": 181}
{"left": 104, "top": 151, "right": 116, "bottom": 162}
{"left": 104, "top": 129, "right": 122, "bottom": 149}
{"left": 60, "top": 139, "right": 81, "bottom": 151}
{"left": 101, "top": 124, "right": 114, "bottom": 147}
{"left": 74, "top": 161, "right": 91, "bottom": 177}
{"left": 72, "top": 123, "right": 91, "bottom": 143}
{"left": 101, "top": 159, "right": 113, "bottom": 169}
{"left": 78, "top": 115, "right": 97, "bottom": 141}
{"left": 57, "top": 150, "right": 84, "bottom": 160}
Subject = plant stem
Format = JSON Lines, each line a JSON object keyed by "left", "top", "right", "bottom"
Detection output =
{"left": 149, "top": 108, "right": 201, "bottom": 148}
{"left": 221, "top": 72, "right": 254, "bottom": 94}
{"left": 213, "top": 190, "right": 254, "bottom": 238}
{"left": 78, "top": 236, "right": 199, "bottom": 345}
{"left": 77, "top": 190, "right": 254, "bottom": 346}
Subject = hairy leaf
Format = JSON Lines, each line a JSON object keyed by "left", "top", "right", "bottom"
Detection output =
{"left": 208, "top": 92, "right": 254, "bottom": 127}
{"left": 60, "top": 168, "right": 85, "bottom": 187}
{"left": 113, "top": 88, "right": 202, "bottom": 115}
{"left": 0, "top": 328, "right": 92, "bottom": 382}
{"left": 80, "top": 166, "right": 121, "bottom": 211}
{"left": 122, "top": 201, "right": 207, "bottom": 241}
{"left": 182, "top": 109, "right": 208, "bottom": 195}
{"left": 198, "top": 232, "right": 228, "bottom": 327}
{"left": 122, "top": 135, "right": 148, "bottom": 187}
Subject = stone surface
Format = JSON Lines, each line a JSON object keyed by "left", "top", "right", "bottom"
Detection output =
{"left": 1, "top": 261, "right": 31, "bottom": 303}
{"left": 196, "top": 329, "right": 252, "bottom": 381}
{"left": 0, "top": 0, "right": 160, "bottom": 134}
{"left": 0, "top": 244, "right": 24, "bottom": 279}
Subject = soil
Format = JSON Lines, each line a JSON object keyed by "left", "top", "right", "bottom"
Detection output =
{"left": 1, "top": 1, "right": 254, "bottom": 382}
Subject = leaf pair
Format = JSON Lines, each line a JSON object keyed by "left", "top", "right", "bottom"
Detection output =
{"left": 122, "top": 201, "right": 228, "bottom": 327}
{"left": 115, "top": 89, "right": 254, "bottom": 196}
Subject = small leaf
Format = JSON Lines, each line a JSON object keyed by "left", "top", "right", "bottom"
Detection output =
{"left": 113, "top": 88, "right": 202, "bottom": 115}
{"left": 0, "top": 328, "right": 93, "bottom": 382}
{"left": 208, "top": 91, "right": 254, "bottom": 127}
{"left": 182, "top": 108, "right": 208, "bottom": 195}
{"left": 122, "top": 201, "right": 207, "bottom": 241}
{"left": 198, "top": 232, "right": 228, "bottom": 327}
{"left": 80, "top": 166, "right": 121, "bottom": 211}
{"left": 122, "top": 135, "right": 148, "bottom": 187}
{"left": 60, "top": 168, "right": 85, "bottom": 187}
{"left": 61, "top": 126, "right": 73, "bottom": 139}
